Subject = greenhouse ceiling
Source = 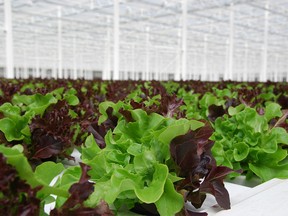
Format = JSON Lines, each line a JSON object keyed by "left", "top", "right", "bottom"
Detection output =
{"left": 0, "top": 0, "right": 288, "bottom": 81}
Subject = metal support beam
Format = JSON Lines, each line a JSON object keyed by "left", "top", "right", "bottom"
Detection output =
{"left": 35, "top": 30, "right": 40, "bottom": 78}
{"left": 73, "top": 36, "right": 78, "bottom": 79}
{"left": 15, "top": 67, "right": 19, "bottom": 79}
{"left": 124, "top": 53, "right": 128, "bottom": 80}
{"left": 4, "top": 0, "right": 14, "bottom": 79}
{"left": 57, "top": 6, "right": 63, "bottom": 79}
{"left": 274, "top": 54, "right": 278, "bottom": 82}
{"left": 175, "top": 30, "right": 181, "bottom": 81}
{"left": 203, "top": 35, "right": 208, "bottom": 81}
{"left": 156, "top": 50, "right": 161, "bottom": 80}
{"left": 80, "top": 54, "right": 84, "bottom": 78}
{"left": 261, "top": 1, "right": 269, "bottom": 82}
{"left": 226, "top": 3, "right": 234, "bottom": 81}
{"left": 145, "top": 26, "right": 150, "bottom": 80}
{"left": 243, "top": 43, "right": 248, "bottom": 81}
{"left": 103, "top": 29, "right": 111, "bottom": 80}
{"left": 113, "top": 0, "right": 120, "bottom": 80}
{"left": 224, "top": 39, "right": 229, "bottom": 80}
{"left": 181, "top": 0, "right": 188, "bottom": 80}
{"left": 23, "top": 49, "right": 28, "bottom": 78}
{"left": 132, "top": 44, "right": 135, "bottom": 80}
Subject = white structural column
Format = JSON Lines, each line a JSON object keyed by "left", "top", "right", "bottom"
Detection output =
{"left": 103, "top": 29, "right": 111, "bottom": 80}
{"left": 274, "top": 54, "right": 278, "bottom": 82}
{"left": 58, "top": 6, "right": 63, "bottom": 79}
{"left": 203, "top": 35, "right": 208, "bottom": 81}
{"left": 226, "top": 3, "right": 234, "bottom": 80}
{"left": 243, "top": 43, "right": 248, "bottom": 81}
{"left": 132, "top": 44, "right": 135, "bottom": 80}
{"left": 23, "top": 49, "right": 28, "bottom": 78}
{"left": 156, "top": 50, "right": 160, "bottom": 80}
{"left": 113, "top": 0, "right": 120, "bottom": 80}
{"left": 53, "top": 61, "right": 57, "bottom": 79}
{"left": 4, "top": 0, "right": 14, "bottom": 79}
{"left": 73, "top": 36, "right": 78, "bottom": 79}
{"left": 175, "top": 30, "right": 181, "bottom": 81}
{"left": 79, "top": 53, "right": 84, "bottom": 78}
{"left": 135, "top": 45, "right": 139, "bottom": 80}
{"left": 181, "top": 0, "right": 188, "bottom": 80}
{"left": 224, "top": 40, "right": 229, "bottom": 80}
{"left": 145, "top": 27, "right": 150, "bottom": 80}
{"left": 35, "top": 30, "right": 40, "bottom": 78}
{"left": 261, "top": 1, "right": 269, "bottom": 82}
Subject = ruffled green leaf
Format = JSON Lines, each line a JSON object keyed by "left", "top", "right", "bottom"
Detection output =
{"left": 233, "top": 142, "right": 249, "bottom": 161}
{"left": 155, "top": 178, "right": 183, "bottom": 216}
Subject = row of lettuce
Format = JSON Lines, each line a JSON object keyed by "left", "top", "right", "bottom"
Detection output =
{"left": 1, "top": 79, "right": 288, "bottom": 216}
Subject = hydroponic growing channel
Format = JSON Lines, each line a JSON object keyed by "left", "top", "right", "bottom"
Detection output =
{"left": 1, "top": 79, "right": 288, "bottom": 215}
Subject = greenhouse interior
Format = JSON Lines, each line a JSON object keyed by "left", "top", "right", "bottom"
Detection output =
{"left": 0, "top": 0, "right": 288, "bottom": 81}
{"left": 1, "top": 0, "right": 288, "bottom": 216}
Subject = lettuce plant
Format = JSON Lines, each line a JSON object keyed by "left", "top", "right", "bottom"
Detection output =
{"left": 53, "top": 107, "right": 237, "bottom": 215}
{"left": 211, "top": 103, "right": 288, "bottom": 181}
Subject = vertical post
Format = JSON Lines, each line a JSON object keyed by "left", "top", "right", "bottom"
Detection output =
{"left": 227, "top": 3, "right": 234, "bottom": 81}
{"left": 132, "top": 44, "right": 135, "bottom": 80}
{"left": 274, "top": 54, "right": 278, "bottom": 82}
{"left": 145, "top": 26, "right": 150, "bottom": 80}
{"left": 23, "top": 49, "right": 28, "bottom": 78}
{"left": 103, "top": 28, "right": 111, "bottom": 80}
{"left": 73, "top": 36, "right": 77, "bottom": 79}
{"left": 284, "top": 57, "right": 286, "bottom": 82}
{"left": 192, "top": 52, "right": 196, "bottom": 80}
{"left": 243, "top": 43, "right": 248, "bottom": 81}
{"left": 58, "top": 6, "right": 63, "bottom": 79}
{"left": 63, "top": 63, "right": 68, "bottom": 79}
{"left": 113, "top": 0, "right": 120, "bottom": 80}
{"left": 122, "top": 53, "right": 126, "bottom": 80}
{"left": 4, "top": 0, "right": 14, "bottom": 79}
{"left": 135, "top": 45, "right": 139, "bottom": 80}
{"left": 53, "top": 61, "right": 57, "bottom": 79}
{"left": 261, "top": 1, "right": 269, "bottom": 82}
{"left": 203, "top": 35, "right": 208, "bottom": 81}
{"left": 175, "top": 30, "right": 181, "bottom": 81}
{"left": 90, "top": 0, "right": 94, "bottom": 9}
{"left": 156, "top": 50, "right": 160, "bottom": 80}
{"left": 181, "top": 0, "right": 188, "bottom": 80}
{"left": 52, "top": 55, "right": 57, "bottom": 78}
{"left": 80, "top": 52, "right": 84, "bottom": 78}
{"left": 224, "top": 40, "right": 229, "bottom": 80}
{"left": 35, "top": 30, "right": 40, "bottom": 78}
{"left": 15, "top": 66, "right": 19, "bottom": 79}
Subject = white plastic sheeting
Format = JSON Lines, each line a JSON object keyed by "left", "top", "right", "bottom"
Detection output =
{"left": 0, "top": 0, "right": 287, "bottom": 81}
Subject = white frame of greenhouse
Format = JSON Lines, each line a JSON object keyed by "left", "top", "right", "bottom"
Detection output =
{"left": 0, "top": 0, "right": 288, "bottom": 81}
